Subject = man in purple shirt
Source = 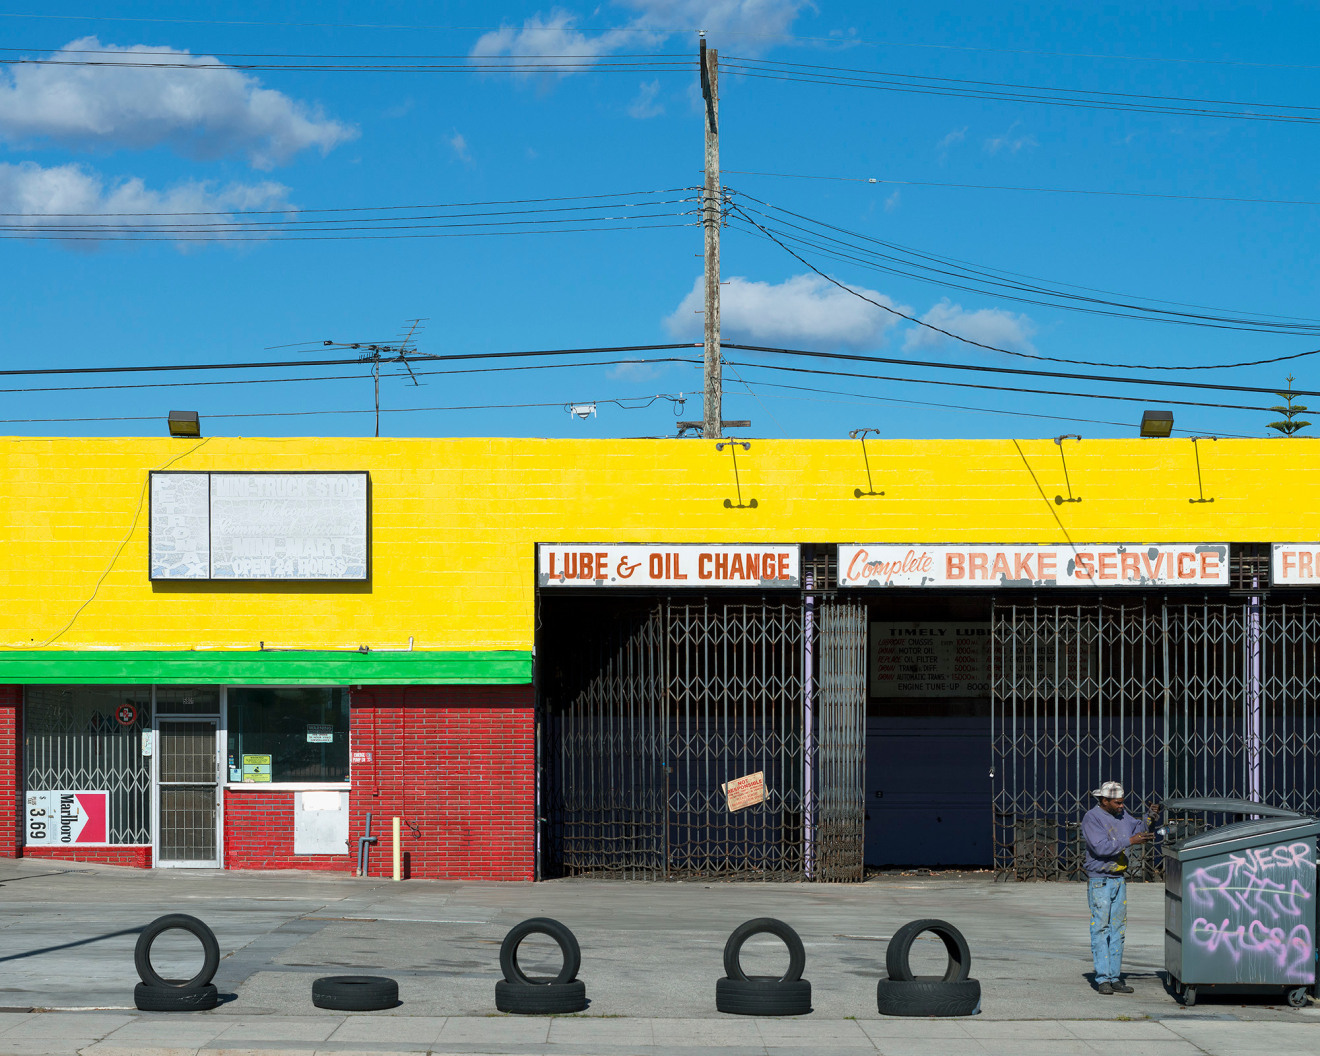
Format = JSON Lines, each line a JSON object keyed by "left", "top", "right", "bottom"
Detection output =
{"left": 1081, "top": 781, "right": 1154, "bottom": 995}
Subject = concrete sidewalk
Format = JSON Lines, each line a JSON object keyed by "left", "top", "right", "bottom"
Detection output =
{"left": 2, "top": 1010, "right": 1318, "bottom": 1056}
{"left": 1, "top": 857, "right": 1316, "bottom": 1055}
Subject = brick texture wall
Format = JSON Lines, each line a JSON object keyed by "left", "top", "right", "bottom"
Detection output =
{"left": 222, "top": 684, "right": 535, "bottom": 880}
{"left": 223, "top": 790, "right": 346, "bottom": 872}
{"left": 0, "top": 685, "right": 18, "bottom": 858}
{"left": 24, "top": 846, "right": 152, "bottom": 868}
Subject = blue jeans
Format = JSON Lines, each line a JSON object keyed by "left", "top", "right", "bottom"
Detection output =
{"left": 1088, "top": 876, "right": 1127, "bottom": 984}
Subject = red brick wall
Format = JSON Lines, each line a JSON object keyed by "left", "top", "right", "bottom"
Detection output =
{"left": 223, "top": 790, "right": 346, "bottom": 873}
{"left": 0, "top": 685, "right": 19, "bottom": 858}
{"left": 221, "top": 684, "right": 536, "bottom": 881}
{"left": 349, "top": 685, "right": 535, "bottom": 881}
{"left": 24, "top": 846, "right": 153, "bottom": 868}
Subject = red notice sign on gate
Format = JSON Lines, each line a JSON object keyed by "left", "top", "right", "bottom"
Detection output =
{"left": 722, "top": 771, "right": 766, "bottom": 812}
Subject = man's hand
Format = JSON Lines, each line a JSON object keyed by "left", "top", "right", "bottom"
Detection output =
{"left": 1129, "top": 832, "right": 1155, "bottom": 845}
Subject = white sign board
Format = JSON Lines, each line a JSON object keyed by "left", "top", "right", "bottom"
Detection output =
{"left": 25, "top": 790, "right": 110, "bottom": 846}
{"left": 538, "top": 544, "right": 800, "bottom": 588}
{"left": 1272, "top": 544, "right": 1320, "bottom": 585}
{"left": 838, "top": 544, "right": 1229, "bottom": 588}
{"left": 871, "top": 622, "right": 991, "bottom": 697}
{"left": 151, "top": 472, "right": 368, "bottom": 580}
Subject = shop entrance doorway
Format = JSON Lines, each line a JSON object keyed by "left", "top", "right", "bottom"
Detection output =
{"left": 154, "top": 719, "right": 221, "bottom": 867}
{"left": 537, "top": 591, "right": 865, "bottom": 881}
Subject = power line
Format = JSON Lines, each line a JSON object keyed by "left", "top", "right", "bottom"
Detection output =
{"left": 0, "top": 187, "right": 693, "bottom": 218}
{"left": 1, "top": 220, "right": 696, "bottom": 243}
{"left": 742, "top": 382, "right": 1253, "bottom": 438}
{"left": 722, "top": 56, "right": 1320, "bottom": 125}
{"left": 0, "top": 343, "right": 702, "bottom": 378}
{"left": 729, "top": 208, "right": 1320, "bottom": 341}
{"left": 721, "top": 342, "right": 1320, "bottom": 400}
{"left": 722, "top": 169, "right": 1320, "bottom": 209}
{"left": 727, "top": 199, "right": 1320, "bottom": 368}
{"left": 721, "top": 358, "right": 1265, "bottom": 413}
{"left": 0, "top": 55, "right": 694, "bottom": 74}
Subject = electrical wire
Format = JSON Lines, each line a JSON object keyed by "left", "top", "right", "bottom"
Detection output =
{"left": 0, "top": 187, "right": 694, "bottom": 218}
{"left": 729, "top": 192, "right": 1320, "bottom": 337}
{"left": 726, "top": 199, "right": 1320, "bottom": 369}
{"left": 722, "top": 56, "right": 1320, "bottom": 125}
{"left": 720, "top": 343, "right": 1320, "bottom": 399}
{"left": 739, "top": 382, "right": 1252, "bottom": 438}
{"left": 722, "top": 169, "right": 1320, "bottom": 209}
{"left": 0, "top": 54, "right": 695, "bottom": 74}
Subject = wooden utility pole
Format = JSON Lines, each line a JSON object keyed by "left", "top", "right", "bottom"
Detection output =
{"left": 700, "top": 35, "right": 722, "bottom": 440}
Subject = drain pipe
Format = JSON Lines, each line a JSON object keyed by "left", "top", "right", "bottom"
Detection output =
{"left": 356, "top": 813, "right": 378, "bottom": 877}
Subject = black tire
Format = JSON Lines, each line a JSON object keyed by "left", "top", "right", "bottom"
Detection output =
{"left": 885, "top": 918, "right": 972, "bottom": 983}
{"left": 723, "top": 918, "right": 807, "bottom": 984}
{"left": 495, "top": 978, "right": 587, "bottom": 1014}
{"left": 876, "top": 978, "right": 981, "bottom": 1017}
{"left": 312, "top": 975, "right": 400, "bottom": 1012}
{"left": 716, "top": 976, "right": 812, "bottom": 1016}
{"left": 133, "top": 982, "right": 219, "bottom": 1012}
{"left": 499, "top": 917, "right": 581, "bottom": 985}
{"left": 134, "top": 914, "right": 221, "bottom": 990}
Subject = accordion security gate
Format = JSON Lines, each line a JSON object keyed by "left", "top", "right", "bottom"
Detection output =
{"left": 992, "top": 597, "right": 1320, "bottom": 879}
{"left": 541, "top": 594, "right": 865, "bottom": 881}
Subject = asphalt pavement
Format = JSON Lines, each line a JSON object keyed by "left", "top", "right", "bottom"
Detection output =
{"left": 1, "top": 857, "right": 1317, "bottom": 1055}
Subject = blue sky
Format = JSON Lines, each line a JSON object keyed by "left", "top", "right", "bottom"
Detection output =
{"left": 2, "top": 1, "right": 1318, "bottom": 440}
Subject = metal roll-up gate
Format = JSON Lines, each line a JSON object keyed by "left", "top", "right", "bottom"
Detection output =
{"left": 540, "top": 593, "right": 866, "bottom": 881}
{"left": 992, "top": 597, "right": 1320, "bottom": 880}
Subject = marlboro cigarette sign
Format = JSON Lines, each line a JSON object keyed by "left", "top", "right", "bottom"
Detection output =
{"left": 722, "top": 771, "right": 766, "bottom": 812}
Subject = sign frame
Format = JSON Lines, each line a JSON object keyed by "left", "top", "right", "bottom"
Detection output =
{"left": 838, "top": 543, "right": 1230, "bottom": 589}
{"left": 25, "top": 790, "right": 111, "bottom": 847}
{"left": 150, "top": 470, "right": 370, "bottom": 582}
{"left": 538, "top": 543, "right": 801, "bottom": 589}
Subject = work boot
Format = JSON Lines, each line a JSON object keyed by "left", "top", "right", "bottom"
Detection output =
{"left": 1097, "top": 982, "right": 1114, "bottom": 995}
{"left": 1111, "top": 981, "right": 1134, "bottom": 994}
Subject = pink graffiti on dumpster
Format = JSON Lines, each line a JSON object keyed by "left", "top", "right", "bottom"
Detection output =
{"left": 1186, "top": 840, "right": 1317, "bottom": 983}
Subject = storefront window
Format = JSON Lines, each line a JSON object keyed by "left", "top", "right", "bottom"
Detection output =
{"left": 24, "top": 685, "right": 151, "bottom": 844}
{"left": 226, "top": 687, "right": 349, "bottom": 784}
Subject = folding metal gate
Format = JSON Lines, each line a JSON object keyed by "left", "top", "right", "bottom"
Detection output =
{"left": 992, "top": 597, "right": 1320, "bottom": 879}
{"left": 541, "top": 594, "right": 866, "bottom": 880}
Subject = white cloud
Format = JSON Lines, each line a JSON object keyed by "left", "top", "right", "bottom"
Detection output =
{"left": 618, "top": 0, "right": 811, "bottom": 39}
{"left": 448, "top": 131, "right": 472, "bottom": 162}
{"left": 984, "top": 122, "right": 1038, "bottom": 155}
{"left": 883, "top": 190, "right": 900, "bottom": 212}
{"left": 0, "top": 160, "right": 291, "bottom": 249}
{"left": 472, "top": 1, "right": 809, "bottom": 69}
{"left": 903, "top": 298, "right": 1036, "bottom": 353}
{"left": 472, "top": 12, "right": 644, "bottom": 66}
{"left": 665, "top": 273, "right": 908, "bottom": 350}
{"left": 937, "top": 126, "right": 966, "bottom": 160}
{"left": 628, "top": 80, "right": 664, "bottom": 119}
{"left": 607, "top": 358, "right": 666, "bottom": 380}
{"left": 0, "top": 37, "right": 356, "bottom": 169}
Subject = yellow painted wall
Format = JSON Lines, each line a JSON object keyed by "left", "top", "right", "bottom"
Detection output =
{"left": 0, "top": 435, "right": 1312, "bottom": 651}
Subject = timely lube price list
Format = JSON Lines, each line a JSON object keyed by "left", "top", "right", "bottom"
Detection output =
{"left": 870, "top": 622, "right": 992, "bottom": 698}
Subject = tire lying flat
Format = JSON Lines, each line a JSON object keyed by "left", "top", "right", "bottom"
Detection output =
{"left": 134, "top": 914, "right": 221, "bottom": 991}
{"left": 884, "top": 918, "right": 972, "bottom": 983}
{"left": 716, "top": 976, "right": 812, "bottom": 1017}
{"left": 312, "top": 975, "right": 400, "bottom": 1012}
{"left": 133, "top": 982, "right": 219, "bottom": 1012}
{"left": 495, "top": 978, "right": 587, "bottom": 1014}
{"left": 876, "top": 977, "right": 981, "bottom": 1017}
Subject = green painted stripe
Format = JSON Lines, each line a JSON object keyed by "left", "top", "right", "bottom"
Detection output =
{"left": 0, "top": 650, "right": 531, "bottom": 685}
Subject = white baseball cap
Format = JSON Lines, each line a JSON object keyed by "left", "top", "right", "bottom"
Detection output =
{"left": 1092, "top": 781, "right": 1125, "bottom": 799}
